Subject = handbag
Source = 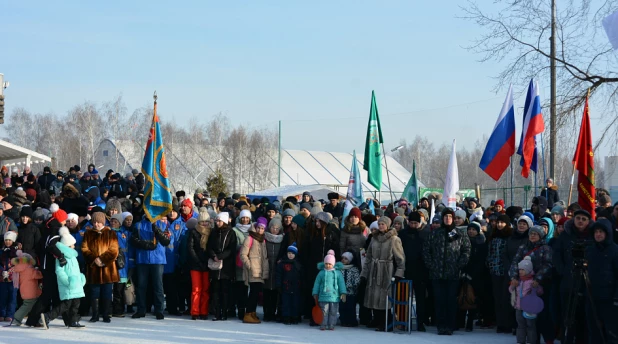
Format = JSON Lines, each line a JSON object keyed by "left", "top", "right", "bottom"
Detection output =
{"left": 458, "top": 280, "right": 477, "bottom": 310}
{"left": 116, "top": 250, "right": 126, "bottom": 269}
{"left": 209, "top": 231, "right": 229, "bottom": 271}
{"left": 124, "top": 280, "right": 135, "bottom": 305}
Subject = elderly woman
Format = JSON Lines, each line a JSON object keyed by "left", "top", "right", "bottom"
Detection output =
{"left": 360, "top": 216, "right": 405, "bottom": 332}
{"left": 263, "top": 218, "right": 283, "bottom": 322}
{"left": 81, "top": 211, "right": 119, "bottom": 323}
{"left": 240, "top": 217, "right": 269, "bottom": 324}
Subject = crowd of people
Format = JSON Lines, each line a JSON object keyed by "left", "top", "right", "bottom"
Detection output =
{"left": 0, "top": 166, "right": 616, "bottom": 343}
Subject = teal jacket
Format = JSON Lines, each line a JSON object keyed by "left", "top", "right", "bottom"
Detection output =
{"left": 55, "top": 242, "right": 86, "bottom": 301}
{"left": 312, "top": 262, "right": 346, "bottom": 303}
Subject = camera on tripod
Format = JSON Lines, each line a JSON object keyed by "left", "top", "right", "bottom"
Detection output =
{"left": 571, "top": 240, "right": 589, "bottom": 268}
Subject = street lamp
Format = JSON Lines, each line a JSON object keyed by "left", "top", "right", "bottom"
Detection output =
{"left": 391, "top": 145, "right": 404, "bottom": 152}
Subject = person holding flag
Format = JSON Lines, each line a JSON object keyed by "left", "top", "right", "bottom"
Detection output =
{"left": 129, "top": 93, "right": 173, "bottom": 321}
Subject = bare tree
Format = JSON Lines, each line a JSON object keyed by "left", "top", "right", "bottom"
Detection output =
{"left": 461, "top": 0, "right": 618, "bottom": 149}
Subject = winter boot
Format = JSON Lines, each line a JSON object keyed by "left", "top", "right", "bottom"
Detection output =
{"left": 465, "top": 316, "right": 474, "bottom": 332}
{"left": 243, "top": 312, "right": 260, "bottom": 324}
{"left": 68, "top": 322, "right": 85, "bottom": 329}
{"left": 89, "top": 299, "right": 99, "bottom": 323}
{"left": 101, "top": 299, "right": 111, "bottom": 323}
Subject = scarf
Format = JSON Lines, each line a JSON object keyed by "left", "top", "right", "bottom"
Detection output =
{"left": 265, "top": 232, "right": 283, "bottom": 243}
{"left": 236, "top": 224, "right": 251, "bottom": 234}
{"left": 181, "top": 212, "right": 193, "bottom": 222}
{"left": 196, "top": 224, "right": 210, "bottom": 250}
{"left": 249, "top": 231, "right": 264, "bottom": 243}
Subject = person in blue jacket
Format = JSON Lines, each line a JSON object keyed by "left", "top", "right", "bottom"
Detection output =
{"left": 129, "top": 216, "right": 171, "bottom": 320}
{"left": 111, "top": 214, "right": 130, "bottom": 317}
{"left": 163, "top": 198, "right": 196, "bottom": 316}
{"left": 312, "top": 250, "right": 347, "bottom": 331}
{"left": 40, "top": 227, "right": 86, "bottom": 329}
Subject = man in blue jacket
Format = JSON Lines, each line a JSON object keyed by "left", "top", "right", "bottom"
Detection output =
{"left": 163, "top": 198, "right": 196, "bottom": 316}
{"left": 130, "top": 216, "right": 171, "bottom": 320}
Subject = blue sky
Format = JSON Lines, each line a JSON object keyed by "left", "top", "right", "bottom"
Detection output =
{"left": 0, "top": 1, "right": 608, "bottom": 159}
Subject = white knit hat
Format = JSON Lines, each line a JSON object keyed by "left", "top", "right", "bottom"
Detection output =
{"left": 59, "top": 227, "right": 76, "bottom": 247}
{"left": 216, "top": 212, "right": 230, "bottom": 224}
{"left": 4, "top": 231, "right": 17, "bottom": 242}
{"left": 239, "top": 209, "right": 252, "bottom": 220}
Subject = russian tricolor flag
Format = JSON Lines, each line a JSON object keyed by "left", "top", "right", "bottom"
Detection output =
{"left": 517, "top": 79, "right": 545, "bottom": 178}
{"left": 479, "top": 85, "right": 516, "bottom": 181}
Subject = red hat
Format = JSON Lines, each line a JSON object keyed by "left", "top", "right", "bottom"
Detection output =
{"left": 181, "top": 198, "right": 193, "bottom": 209}
{"left": 557, "top": 217, "right": 568, "bottom": 226}
{"left": 495, "top": 199, "right": 505, "bottom": 207}
{"left": 53, "top": 209, "right": 68, "bottom": 223}
{"left": 349, "top": 207, "right": 362, "bottom": 219}
{"left": 25, "top": 188, "right": 37, "bottom": 200}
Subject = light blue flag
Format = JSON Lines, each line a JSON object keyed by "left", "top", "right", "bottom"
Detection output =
{"left": 141, "top": 98, "right": 173, "bottom": 222}
{"left": 341, "top": 151, "right": 364, "bottom": 227}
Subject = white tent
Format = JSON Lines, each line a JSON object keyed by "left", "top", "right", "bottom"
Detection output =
{"left": 246, "top": 184, "right": 345, "bottom": 203}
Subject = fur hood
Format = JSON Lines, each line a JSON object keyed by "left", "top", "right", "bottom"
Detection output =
{"left": 62, "top": 183, "right": 80, "bottom": 199}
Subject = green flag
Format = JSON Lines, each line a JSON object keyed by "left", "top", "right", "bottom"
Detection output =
{"left": 402, "top": 160, "right": 419, "bottom": 206}
{"left": 363, "top": 90, "right": 383, "bottom": 190}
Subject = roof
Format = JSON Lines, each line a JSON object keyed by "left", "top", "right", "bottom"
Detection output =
{"left": 102, "top": 139, "right": 423, "bottom": 200}
{"left": 0, "top": 138, "right": 51, "bottom": 163}
{"left": 246, "top": 184, "right": 345, "bottom": 203}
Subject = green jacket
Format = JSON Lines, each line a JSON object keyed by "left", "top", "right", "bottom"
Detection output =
{"left": 55, "top": 242, "right": 86, "bottom": 301}
{"left": 312, "top": 262, "right": 347, "bottom": 303}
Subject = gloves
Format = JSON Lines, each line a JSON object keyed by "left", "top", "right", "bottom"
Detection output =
{"left": 461, "top": 273, "right": 472, "bottom": 281}
{"left": 142, "top": 240, "right": 157, "bottom": 251}
{"left": 394, "top": 276, "right": 402, "bottom": 284}
{"left": 58, "top": 257, "right": 67, "bottom": 267}
{"left": 340, "top": 294, "right": 347, "bottom": 302}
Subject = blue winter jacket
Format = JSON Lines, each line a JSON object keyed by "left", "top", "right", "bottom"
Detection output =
{"left": 55, "top": 242, "right": 86, "bottom": 301}
{"left": 73, "top": 227, "right": 86, "bottom": 266}
{"left": 113, "top": 227, "right": 131, "bottom": 282}
{"left": 312, "top": 262, "right": 347, "bottom": 303}
{"left": 164, "top": 214, "right": 195, "bottom": 274}
{"left": 133, "top": 218, "right": 168, "bottom": 265}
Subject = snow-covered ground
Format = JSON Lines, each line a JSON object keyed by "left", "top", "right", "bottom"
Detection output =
{"left": 1, "top": 308, "right": 516, "bottom": 344}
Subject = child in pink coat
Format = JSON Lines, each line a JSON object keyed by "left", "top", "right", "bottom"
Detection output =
{"left": 509, "top": 256, "right": 543, "bottom": 344}
{"left": 9, "top": 250, "right": 42, "bottom": 326}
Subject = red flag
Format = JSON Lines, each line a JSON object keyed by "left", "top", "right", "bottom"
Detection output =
{"left": 572, "top": 93, "right": 595, "bottom": 219}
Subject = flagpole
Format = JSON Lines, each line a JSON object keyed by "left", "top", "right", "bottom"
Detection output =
{"left": 567, "top": 164, "right": 576, "bottom": 205}
{"left": 382, "top": 143, "right": 394, "bottom": 205}
{"left": 510, "top": 156, "right": 514, "bottom": 206}
{"left": 540, "top": 132, "right": 548, "bottom": 199}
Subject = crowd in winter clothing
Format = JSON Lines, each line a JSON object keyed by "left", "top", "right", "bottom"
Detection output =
{"left": 0, "top": 166, "right": 617, "bottom": 344}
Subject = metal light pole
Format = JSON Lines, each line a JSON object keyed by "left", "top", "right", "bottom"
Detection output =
{"left": 278, "top": 120, "right": 282, "bottom": 187}
{"left": 549, "top": 0, "right": 557, "bottom": 179}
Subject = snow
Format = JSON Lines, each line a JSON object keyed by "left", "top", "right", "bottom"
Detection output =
{"left": 1, "top": 310, "right": 515, "bottom": 344}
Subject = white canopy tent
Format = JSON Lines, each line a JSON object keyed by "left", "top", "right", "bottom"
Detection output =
{"left": 0, "top": 138, "right": 52, "bottom": 172}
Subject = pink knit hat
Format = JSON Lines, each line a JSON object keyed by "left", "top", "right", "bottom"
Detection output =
{"left": 324, "top": 249, "right": 336, "bottom": 265}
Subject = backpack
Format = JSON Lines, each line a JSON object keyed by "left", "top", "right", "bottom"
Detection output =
{"left": 236, "top": 236, "right": 253, "bottom": 268}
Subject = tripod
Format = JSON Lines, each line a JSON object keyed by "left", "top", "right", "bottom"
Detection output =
{"left": 563, "top": 259, "right": 605, "bottom": 344}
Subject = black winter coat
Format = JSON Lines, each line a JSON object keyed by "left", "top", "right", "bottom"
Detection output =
{"left": 187, "top": 228, "right": 209, "bottom": 272}
{"left": 276, "top": 258, "right": 303, "bottom": 294}
{"left": 540, "top": 186, "right": 560, "bottom": 209}
{"left": 399, "top": 225, "right": 429, "bottom": 281}
{"left": 585, "top": 219, "right": 618, "bottom": 301}
{"left": 306, "top": 223, "right": 340, "bottom": 282}
{"left": 37, "top": 173, "right": 55, "bottom": 193}
{"left": 38, "top": 218, "right": 65, "bottom": 274}
{"left": 463, "top": 234, "right": 489, "bottom": 283}
{"left": 553, "top": 219, "right": 593, "bottom": 294}
{"left": 502, "top": 229, "right": 529, "bottom": 276}
{"left": 207, "top": 226, "right": 237, "bottom": 280}
{"left": 17, "top": 222, "right": 41, "bottom": 261}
